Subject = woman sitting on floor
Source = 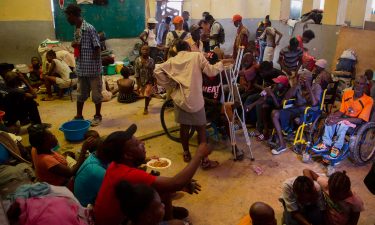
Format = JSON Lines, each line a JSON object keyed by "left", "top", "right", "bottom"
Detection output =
{"left": 117, "top": 66, "right": 139, "bottom": 103}
{"left": 28, "top": 124, "right": 94, "bottom": 186}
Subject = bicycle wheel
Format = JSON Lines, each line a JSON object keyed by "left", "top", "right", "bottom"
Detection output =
{"left": 160, "top": 99, "right": 195, "bottom": 142}
{"left": 349, "top": 122, "right": 375, "bottom": 166}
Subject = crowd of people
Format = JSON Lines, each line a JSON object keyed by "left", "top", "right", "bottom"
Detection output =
{"left": 0, "top": 3, "right": 374, "bottom": 225}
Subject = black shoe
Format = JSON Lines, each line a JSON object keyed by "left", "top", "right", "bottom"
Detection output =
{"left": 172, "top": 206, "right": 189, "bottom": 220}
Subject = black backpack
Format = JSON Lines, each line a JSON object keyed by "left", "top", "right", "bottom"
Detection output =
{"left": 171, "top": 31, "right": 188, "bottom": 41}
{"left": 213, "top": 21, "right": 225, "bottom": 44}
{"left": 168, "top": 31, "right": 189, "bottom": 58}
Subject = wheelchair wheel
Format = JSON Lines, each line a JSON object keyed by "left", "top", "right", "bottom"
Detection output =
{"left": 160, "top": 99, "right": 195, "bottom": 142}
{"left": 349, "top": 122, "right": 375, "bottom": 166}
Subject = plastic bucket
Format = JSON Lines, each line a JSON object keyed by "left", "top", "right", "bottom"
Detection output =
{"left": 107, "top": 64, "right": 116, "bottom": 75}
{"left": 59, "top": 120, "right": 91, "bottom": 142}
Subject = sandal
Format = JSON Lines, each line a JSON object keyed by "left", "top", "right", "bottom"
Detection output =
{"left": 41, "top": 97, "right": 55, "bottom": 101}
{"left": 73, "top": 115, "right": 84, "bottom": 120}
{"left": 183, "top": 151, "right": 192, "bottom": 162}
{"left": 201, "top": 159, "right": 219, "bottom": 170}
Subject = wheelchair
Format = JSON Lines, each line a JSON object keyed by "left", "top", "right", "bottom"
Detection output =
{"left": 268, "top": 89, "right": 328, "bottom": 154}
{"left": 159, "top": 98, "right": 227, "bottom": 143}
{"left": 308, "top": 110, "right": 375, "bottom": 167}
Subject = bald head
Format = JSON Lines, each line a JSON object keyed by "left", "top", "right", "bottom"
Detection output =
{"left": 250, "top": 202, "right": 276, "bottom": 225}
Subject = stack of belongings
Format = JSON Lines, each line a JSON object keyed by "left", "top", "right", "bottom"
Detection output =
{"left": 332, "top": 49, "right": 357, "bottom": 96}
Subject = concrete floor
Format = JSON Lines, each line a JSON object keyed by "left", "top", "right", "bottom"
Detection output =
{"left": 23, "top": 93, "right": 375, "bottom": 225}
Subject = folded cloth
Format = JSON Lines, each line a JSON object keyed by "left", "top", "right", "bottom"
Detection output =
{"left": 17, "top": 196, "right": 89, "bottom": 225}
{"left": 8, "top": 182, "right": 50, "bottom": 201}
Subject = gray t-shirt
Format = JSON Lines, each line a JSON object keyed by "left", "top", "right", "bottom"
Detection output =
{"left": 282, "top": 177, "right": 326, "bottom": 212}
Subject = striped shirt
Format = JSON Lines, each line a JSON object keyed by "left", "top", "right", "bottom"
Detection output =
{"left": 279, "top": 46, "right": 303, "bottom": 71}
{"left": 75, "top": 20, "right": 101, "bottom": 77}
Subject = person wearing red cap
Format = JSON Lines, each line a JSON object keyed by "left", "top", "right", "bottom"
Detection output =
{"left": 245, "top": 75, "right": 289, "bottom": 141}
{"left": 232, "top": 14, "right": 250, "bottom": 60}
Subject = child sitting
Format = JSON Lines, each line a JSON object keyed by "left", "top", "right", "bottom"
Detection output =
{"left": 43, "top": 50, "right": 78, "bottom": 101}
{"left": 134, "top": 45, "right": 155, "bottom": 114}
{"left": 117, "top": 66, "right": 139, "bottom": 103}
{"left": 303, "top": 169, "right": 364, "bottom": 225}
{"left": 28, "top": 56, "right": 43, "bottom": 87}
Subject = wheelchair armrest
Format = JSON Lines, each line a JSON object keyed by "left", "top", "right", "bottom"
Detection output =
{"left": 283, "top": 98, "right": 296, "bottom": 109}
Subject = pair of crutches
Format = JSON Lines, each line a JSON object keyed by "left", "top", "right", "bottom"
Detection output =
{"left": 219, "top": 46, "right": 254, "bottom": 161}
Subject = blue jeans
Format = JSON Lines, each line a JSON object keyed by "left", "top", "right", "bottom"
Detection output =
{"left": 258, "top": 40, "right": 267, "bottom": 63}
{"left": 322, "top": 124, "right": 350, "bottom": 149}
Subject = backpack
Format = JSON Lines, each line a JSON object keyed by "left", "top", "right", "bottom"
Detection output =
{"left": 168, "top": 31, "right": 188, "bottom": 58}
{"left": 171, "top": 31, "right": 188, "bottom": 41}
{"left": 213, "top": 21, "right": 225, "bottom": 44}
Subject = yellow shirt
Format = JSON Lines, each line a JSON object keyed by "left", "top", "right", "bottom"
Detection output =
{"left": 238, "top": 215, "right": 252, "bottom": 225}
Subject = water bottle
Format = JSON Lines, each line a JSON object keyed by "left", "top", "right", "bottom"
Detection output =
{"left": 302, "top": 142, "right": 311, "bottom": 163}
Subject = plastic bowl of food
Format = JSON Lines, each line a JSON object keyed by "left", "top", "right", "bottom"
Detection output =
{"left": 147, "top": 157, "right": 172, "bottom": 169}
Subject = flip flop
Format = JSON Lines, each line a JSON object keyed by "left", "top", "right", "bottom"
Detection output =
{"left": 201, "top": 159, "right": 219, "bottom": 170}
{"left": 41, "top": 97, "right": 55, "bottom": 101}
{"left": 183, "top": 151, "right": 192, "bottom": 162}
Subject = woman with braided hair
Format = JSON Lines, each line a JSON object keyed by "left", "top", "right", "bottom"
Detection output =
{"left": 304, "top": 169, "right": 364, "bottom": 225}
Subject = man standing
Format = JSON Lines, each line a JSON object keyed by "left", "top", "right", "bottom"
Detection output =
{"left": 185, "top": 24, "right": 203, "bottom": 52}
{"left": 205, "top": 14, "right": 223, "bottom": 50}
{"left": 65, "top": 4, "right": 103, "bottom": 126}
{"left": 165, "top": 16, "right": 190, "bottom": 48}
{"left": 232, "top": 14, "right": 249, "bottom": 60}
{"left": 259, "top": 24, "right": 282, "bottom": 62}
{"left": 278, "top": 38, "right": 303, "bottom": 85}
{"left": 182, "top": 11, "right": 190, "bottom": 32}
{"left": 157, "top": 16, "right": 171, "bottom": 46}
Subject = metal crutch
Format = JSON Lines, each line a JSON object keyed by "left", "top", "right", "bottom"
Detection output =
{"left": 220, "top": 46, "right": 254, "bottom": 161}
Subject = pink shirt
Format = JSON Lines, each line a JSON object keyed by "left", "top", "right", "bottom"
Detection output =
{"left": 317, "top": 177, "right": 364, "bottom": 225}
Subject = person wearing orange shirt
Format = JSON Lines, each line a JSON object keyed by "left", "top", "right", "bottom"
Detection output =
{"left": 232, "top": 14, "right": 249, "bottom": 60}
{"left": 313, "top": 76, "right": 373, "bottom": 158}
{"left": 238, "top": 202, "right": 277, "bottom": 225}
{"left": 28, "top": 124, "right": 94, "bottom": 186}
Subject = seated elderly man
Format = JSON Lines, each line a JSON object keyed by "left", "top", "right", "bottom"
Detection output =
{"left": 313, "top": 76, "right": 373, "bottom": 158}
{"left": 271, "top": 70, "right": 322, "bottom": 155}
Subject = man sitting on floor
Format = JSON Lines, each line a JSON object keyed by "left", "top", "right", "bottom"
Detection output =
{"left": 94, "top": 124, "right": 211, "bottom": 225}
{"left": 313, "top": 76, "right": 373, "bottom": 158}
{"left": 271, "top": 70, "right": 322, "bottom": 155}
{"left": 43, "top": 50, "right": 77, "bottom": 101}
